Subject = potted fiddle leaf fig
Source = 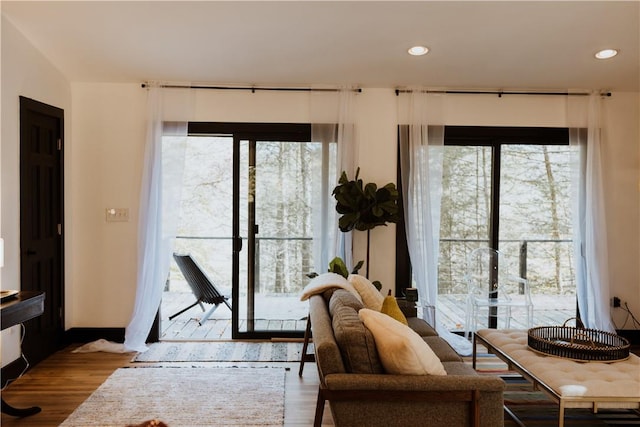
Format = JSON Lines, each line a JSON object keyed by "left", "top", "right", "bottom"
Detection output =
{"left": 332, "top": 167, "right": 400, "bottom": 277}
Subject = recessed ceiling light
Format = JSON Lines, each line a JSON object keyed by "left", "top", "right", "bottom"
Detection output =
{"left": 595, "top": 49, "right": 618, "bottom": 59}
{"left": 408, "top": 46, "right": 429, "bottom": 56}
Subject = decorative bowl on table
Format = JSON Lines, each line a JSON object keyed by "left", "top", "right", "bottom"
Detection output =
{"left": 528, "top": 318, "right": 630, "bottom": 362}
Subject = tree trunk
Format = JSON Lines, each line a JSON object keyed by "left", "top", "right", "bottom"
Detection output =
{"left": 543, "top": 146, "right": 562, "bottom": 292}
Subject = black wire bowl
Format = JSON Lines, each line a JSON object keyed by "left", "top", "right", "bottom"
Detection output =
{"left": 528, "top": 318, "right": 630, "bottom": 362}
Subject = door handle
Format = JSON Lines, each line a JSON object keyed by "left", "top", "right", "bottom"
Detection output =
{"left": 233, "top": 237, "right": 243, "bottom": 252}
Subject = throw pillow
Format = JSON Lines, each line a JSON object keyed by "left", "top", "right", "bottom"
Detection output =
{"left": 300, "top": 273, "right": 362, "bottom": 301}
{"left": 358, "top": 308, "right": 447, "bottom": 376}
{"left": 348, "top": 274, "right": 384, "bottom": 311}
{"left": 380, "top": 291, "right": 409, "bottom": 325}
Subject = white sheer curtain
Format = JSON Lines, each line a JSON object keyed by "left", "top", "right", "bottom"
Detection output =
{"left": 124, "top": 86, "right": 193, "bottom": 352}
{"left": 310, "top": 89, "right": 358, "bottom": 272}
{"left": 569, "top": 93, "right": 615, "bottom": 332}
{"left": 398, "top": 91, "right": 472, "bottom": 355}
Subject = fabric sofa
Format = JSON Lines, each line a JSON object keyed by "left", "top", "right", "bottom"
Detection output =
{"left": 306, "top": 285, "right": 505, "bottom": 427}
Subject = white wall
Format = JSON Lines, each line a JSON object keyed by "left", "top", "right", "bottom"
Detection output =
{"left": 67, "top": 83, "right": 147, "bottom": 328}
{"left": 601, "top": 92, "right": 640, "bottom": 328}
{"left": 1, "top": 16, "right": 72, "bottom": 366}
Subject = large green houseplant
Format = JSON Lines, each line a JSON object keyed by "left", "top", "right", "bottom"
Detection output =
{"left": 332, "top": 167, "right": 400, "bottom": 277}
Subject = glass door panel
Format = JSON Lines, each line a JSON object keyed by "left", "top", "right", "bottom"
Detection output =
{"left": 236, "top": 139, "right": 250, "bottom": 335}
{"left": 439, "top": 145, "right": 492, "bottom": 291}
{"left": 166, "top": 136, "right": 234, "bottom": 336}
{"left": 499, "top": 145, "right": 575, "bottom": 325}
{"left": 236, "top": 139, "right": 314, "bottom": 337}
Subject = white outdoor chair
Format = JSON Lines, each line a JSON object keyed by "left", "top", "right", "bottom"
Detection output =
{"left": 464, "top": 247, "right": 533, "bottom": 340}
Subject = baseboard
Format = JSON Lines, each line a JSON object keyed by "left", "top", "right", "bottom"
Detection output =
{"left": 65, "top": 327, "right": 126, "bottom": 344}
{"left": 616, "top": 329, "right": 640, "bottom": 345}
{"left": 1, "top": 357, "right": 27, "bottom": 388}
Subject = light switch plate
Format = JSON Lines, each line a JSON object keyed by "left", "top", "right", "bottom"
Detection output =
{"left": 106, "top": 208, "right": 129, "bottom": 222}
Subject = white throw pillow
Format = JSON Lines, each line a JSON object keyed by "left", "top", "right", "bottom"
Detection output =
{"left": 358, "top": 308, "right": 447, "bottom": 376}
{"left": 348, "top": 274, "right": 384, "bottom": 311}
{"left": 300, "top": 273, "right": 362, "bottom": 301}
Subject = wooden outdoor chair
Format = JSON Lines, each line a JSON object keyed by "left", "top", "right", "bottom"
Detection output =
{"left": 170, "top": 253, "right": 231, "bottom": 325}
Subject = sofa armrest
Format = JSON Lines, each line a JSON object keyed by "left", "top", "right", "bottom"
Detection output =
{"left": 324, "top": 373, "right": 505, "bottom": 393}
{"left": 396, "top": 298, "right": 418, "bottom": 318}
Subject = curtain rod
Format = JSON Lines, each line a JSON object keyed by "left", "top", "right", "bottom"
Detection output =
{"left": 395, "top": 89, "right": 612, "bottom": 97}
{"left": 141, "top": 83, "right": 362, "bottom": 93}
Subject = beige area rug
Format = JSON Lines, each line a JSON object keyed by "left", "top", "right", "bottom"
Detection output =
{"left": 60, "top": 366, "right": 285, "bottom": 427}
{"left": 132, "top": 341, "right": 307, "bottom": 363}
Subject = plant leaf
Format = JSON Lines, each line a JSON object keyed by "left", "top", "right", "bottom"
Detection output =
{"left": 351, "top": 260, "right": 364, "bottom": 274}
{"left": 328, "top": 257, "right": 349, "bottom": 279}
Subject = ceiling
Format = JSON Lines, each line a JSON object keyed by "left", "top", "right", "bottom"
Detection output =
{"left": 2, "top": 1, "right": 639, "bottom": 91}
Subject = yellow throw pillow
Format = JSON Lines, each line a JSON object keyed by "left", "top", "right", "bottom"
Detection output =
{"left": 348, "top": 274, "right": 384, "bottom": 311}
{"left": 358, "top": 308, "right": 446, "bottom": 376}
{"left": 380, "top": 291, "right": 409, "bottom": 325}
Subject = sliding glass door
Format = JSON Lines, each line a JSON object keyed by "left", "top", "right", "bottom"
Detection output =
{"left": 397, "top": 126, "right": 577, "bottom": 333}
{"left": 438, "top": 127, "right": 576, "bottom": 331}
{"left": 173, "top": 123, "right": 318, "bottom": 339}
{"left": 236, "top": 136, "right": 320, "bottom": 337}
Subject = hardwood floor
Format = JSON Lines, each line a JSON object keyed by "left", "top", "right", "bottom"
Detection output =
{"left": 4, "top": 342, "right": 638, "bottom": 426}
{"left": 0, "top": 344, "right": 334, "bottom": 426}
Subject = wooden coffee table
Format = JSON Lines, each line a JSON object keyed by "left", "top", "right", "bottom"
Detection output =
{"left": 473, "top": 329, "right": 640, "bottom": 427}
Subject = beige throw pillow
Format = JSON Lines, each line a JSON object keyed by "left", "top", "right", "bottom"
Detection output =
{"left": 348, "top": 274, "right": 384, "bottom": 311}
{"left": 358, "top": 308, "right": 446, "bottom": 376}
{"left": 300, "top": 273, "right": 362, "bottom": 302}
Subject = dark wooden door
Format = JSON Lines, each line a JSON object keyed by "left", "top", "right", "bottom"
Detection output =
{"left": 19, "top": 97, "right": 65, "bottom": 366}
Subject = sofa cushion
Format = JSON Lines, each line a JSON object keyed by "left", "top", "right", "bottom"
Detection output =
{"left": 329, "top": 289, "right": 365, "bottom": 316}
{"left": 332, "top": 303, "right": 384, "bottom": 374}
{"left": 348, "top": 274, "right": 384, "bottom": 311}
{"left": 359, "top": 308, "right": 447, "bottom": 376}
{"left": 441, "top": 361, "right": 478, "bottom": 376}
{"left": 406, "top": 317, "right": 439, "bottom": 337}
{"left": 423, "top": 336, "right": 462, "bottom": 362}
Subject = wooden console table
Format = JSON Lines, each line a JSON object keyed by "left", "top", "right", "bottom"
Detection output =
{"left": 1, "top": 290, "right": 45, "bottom": 417}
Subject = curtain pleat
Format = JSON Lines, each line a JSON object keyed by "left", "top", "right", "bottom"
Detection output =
{"left": 310, "top": 89, "right": 358, "bottom": 272}
{"left": 569, "top": 93, "right": 615, "bottom": 332}
{"left": 398, "top": 91, "right": 472, "bottom": 355}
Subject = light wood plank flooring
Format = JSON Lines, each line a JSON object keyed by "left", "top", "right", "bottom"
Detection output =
{"left": 3, "top": 342, "right": 639, "bottom": 426}
{"left": 1, "top": 344, "right": 334, "bottom": 426}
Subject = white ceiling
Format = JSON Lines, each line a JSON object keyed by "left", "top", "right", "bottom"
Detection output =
{"left": 2, "top": 1, "right": 639, "bottom": 91}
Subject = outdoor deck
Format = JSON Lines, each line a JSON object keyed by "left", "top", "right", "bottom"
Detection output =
{"left": 160, "top": 290, "right": 575, "bottom": 341}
